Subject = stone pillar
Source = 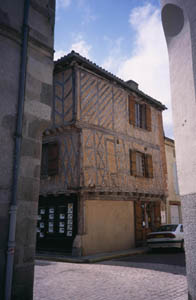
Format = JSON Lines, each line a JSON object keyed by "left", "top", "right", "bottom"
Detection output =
{"left": 0, "top": 1, "right": 55, "bottom": 299}
{"left": 161, "top": 1, "right": 196, "bottom": 299}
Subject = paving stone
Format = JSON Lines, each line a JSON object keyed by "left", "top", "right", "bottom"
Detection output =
{"left": 33, "top": 260, "right": 188, "bottom": 300}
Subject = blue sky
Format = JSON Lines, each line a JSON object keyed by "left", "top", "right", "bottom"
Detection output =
{"left": 54, "top": 0, "right": 173, "bottom": 138}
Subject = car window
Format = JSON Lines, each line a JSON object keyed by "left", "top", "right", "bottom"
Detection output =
{"left": 180, "top": 225, "right": 183, "bottom": 232}
{"left": 156, "top": 225, "right": 178, "bottom": 232}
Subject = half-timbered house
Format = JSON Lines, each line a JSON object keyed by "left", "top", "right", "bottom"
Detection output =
{"left": 37, "top": 51, "right": 167, "bottom": 255}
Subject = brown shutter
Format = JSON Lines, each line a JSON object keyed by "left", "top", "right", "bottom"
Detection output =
{"left": 146, "top": 154, "right": 153, "bottom": 178}
{"left": 154, "top": 202, "right": 161, "bottom": 228}
{"left": 129, "top": 95, "right": 135, "bottom": 126}
{"left": 48, "top": 143, "right": 59, "bottom": 176}
{"left": 141, "top": 104, "right": 146, "bottom": 129}
{"left": 130, "top": 149, "right": 137, "bottom": 176}
{"left": 146, "top": 105, "right": 152, "bottom": 131}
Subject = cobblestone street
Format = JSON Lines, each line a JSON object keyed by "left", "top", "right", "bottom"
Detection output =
{"left": 33, "top": 253, "right": 187, "bottom": 300}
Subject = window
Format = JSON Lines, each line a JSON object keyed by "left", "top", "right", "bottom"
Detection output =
{"left": 130, "top": 150, "right": 153, "bottom": 178}
{"left": 41, "top": 142, "right": 59, "bottom": 177}
{"left": 157, "top": 224, "right": 178, "bottom": 232}
{"left": 129, "top": 95, "right": 151, "bottom": 131}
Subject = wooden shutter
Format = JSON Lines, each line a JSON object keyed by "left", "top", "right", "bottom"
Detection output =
{"left": 154, "top": 202, "right": 161, "bottom": 228}
{"left": 145, "top": 154, "right": 153, "bottom": 178}
{"left": 135, "top": 202, "right": 144, "bottom": 242}
{"left": 141, "top": 104, "right": 146, "bottom": 129}
{"left": 129, "top": 95, "right": 135, "bottom": 126}
{"left": 146, "top": 105, "right": 152, "bottom": 131}
{"left": 130, "top": 149, "right": 137, "bottom": 176}
{"left": 48, "top": 143, "right": 59, "bottom": 176}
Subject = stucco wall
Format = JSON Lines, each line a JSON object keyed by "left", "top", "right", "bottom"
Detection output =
{"left": 81, "top": 200, "right": 135, "bottom": 255}
{"left": 161, "top": 1, "right": 196, "bottom": 196}
{"left": 164, "top": 138, "right": 181, "bottom": 223}
{"left": 161, "top": 2, "right": 196, "bottom": 299}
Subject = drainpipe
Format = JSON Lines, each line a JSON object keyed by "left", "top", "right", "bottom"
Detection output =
{"left": 4, "top": 0, "right": 30, "bottom": 299}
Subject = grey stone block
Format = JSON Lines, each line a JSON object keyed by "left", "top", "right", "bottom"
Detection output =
{"left": 29, "top": 4, "right": 55, "bottom": 49}
{"left": 27, "top": 48, "right": 54, "bottom": 85}
{"left": 20, "top": 138, "right": 41, "bottom": 159}
{"left": 1, "top": 114, "right": 16, "bottom": 132}
{"left": 0, "top": 218, "right": 9, "bottom": 248}
{"left": 17, "top": 176, "right": 40, "bottom": 203}
{"left": 0, "top": 250, "right": 6, "bottom": 300}
{"left": 12, "top": 265, "right": 34, "bottom": 300}
{"left": 23, "top": 246, "right": 35, "bottom": 264}
{"left": 0, "top": 1, "right": 55, "bottom": 298}
{"left": 40, "top": 82, "right": 53, "bottom": 106}
{"left": 15, "top": 216, "right": 37, "bottom": 247}
{"left": 34, "top": 165, "right": 41, "bottom": 178}
{"left": 0, "top": 2, "right": 24, "bottom": 32}
{"left": 28, "top": 118, "right": 48, "bottom": 139}
{"left": 26, "top": 73, "right": 42, "bottom": 102}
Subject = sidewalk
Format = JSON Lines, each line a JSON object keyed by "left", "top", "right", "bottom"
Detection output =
{"left": 36, "top": 247, "right": 149, "bottom": 263}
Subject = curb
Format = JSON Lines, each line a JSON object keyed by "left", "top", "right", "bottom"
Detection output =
{"left": 36, "top": 247, "right": 149, "bottom": 264}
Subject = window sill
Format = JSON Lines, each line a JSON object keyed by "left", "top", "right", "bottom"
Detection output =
{"left": 129, "top": 124, "right": 151, "bottom": 132}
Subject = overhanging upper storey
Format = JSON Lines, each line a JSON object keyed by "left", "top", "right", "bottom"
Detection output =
{"left": 55, "top": 50, "right": 167, "bottom": 112}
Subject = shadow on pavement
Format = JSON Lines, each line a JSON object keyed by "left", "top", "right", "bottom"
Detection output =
{"left": 97, "top": 248, "right": 186, "bottom": 276}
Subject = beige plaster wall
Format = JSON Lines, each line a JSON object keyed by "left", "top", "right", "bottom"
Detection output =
{"left": 82, "top": 200, "right": 135, "bottom": 255}
{"left": 165, "top": 138, "right": 182, "bottom": 223}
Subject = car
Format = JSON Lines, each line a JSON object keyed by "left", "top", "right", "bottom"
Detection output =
{"left": 147, "top": 224, "right": 184, "bottom": 250}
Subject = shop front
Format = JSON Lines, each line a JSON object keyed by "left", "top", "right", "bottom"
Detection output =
{"left": 36, "top": 194, "right": 78, "bottom": 254}
{"left": 135, "top": 200, "right": 161, "bottom": 246}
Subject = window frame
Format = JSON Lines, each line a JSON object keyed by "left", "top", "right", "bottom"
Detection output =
{"left": 130, "top": 149, "right": 153, "bottom": 178}
{"left": 128, "top": 95, "right": 151, "bottom": 131}
{"left": 41, "top": 142, "right": 59, "bottom": 178}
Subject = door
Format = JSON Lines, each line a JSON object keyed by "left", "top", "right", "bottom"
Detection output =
{"left": 135, "top": 201, "right": 161, "bottom": 246}
{"left": 170, "top": 205, "right": 180, "bottom": 224}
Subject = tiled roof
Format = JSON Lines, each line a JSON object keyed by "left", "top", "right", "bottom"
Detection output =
{"left": 55, "top": 50, "right": 167, "bottom": 111}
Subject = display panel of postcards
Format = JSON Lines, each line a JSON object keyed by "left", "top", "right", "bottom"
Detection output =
{"left": 37, "top": 203, "right": 74, "bottom": 239}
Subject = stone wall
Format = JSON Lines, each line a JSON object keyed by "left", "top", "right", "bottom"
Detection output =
{"left": 0, "top": 1, "right": 55, "bottom": 299}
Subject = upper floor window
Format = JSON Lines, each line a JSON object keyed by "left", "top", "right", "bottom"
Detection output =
{"left": 130, "top": 150, "right": 153, "bottom": 178}
{"left": 129, "top": 95, "right": 151, "bottom": 131}
{"left": 41, "top": 142, "right": 59, "bottom": 177}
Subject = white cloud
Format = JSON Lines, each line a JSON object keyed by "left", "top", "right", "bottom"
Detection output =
{"left": 56, "top": 0, "right": 71, "bottom": 9}
{"left": 69, "top": 37, "right": 92, "bottom": 58}
{"left": 102, "top": 37, "right": 126, "bottom": 73}
{"left": 54, "top": 36, "right": 92, "bottom": 61}
{"left": 54, "top": 50, "right": 67, "bottom": 61}
{"left": 103, "top": 4, "right": 173, "bottom": 138}
{"left": 77, "top": 0, "right": 97, "bottom": 24}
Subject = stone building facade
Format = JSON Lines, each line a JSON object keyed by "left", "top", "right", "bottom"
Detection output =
{"left": 0, "top": 1, "right": 55, "bottom": 299}
{"left": 38, "top": 51, "right": 168, "bottom": 256}
{"left": 164, "top": 137, "right": 182, "bottom": 224}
